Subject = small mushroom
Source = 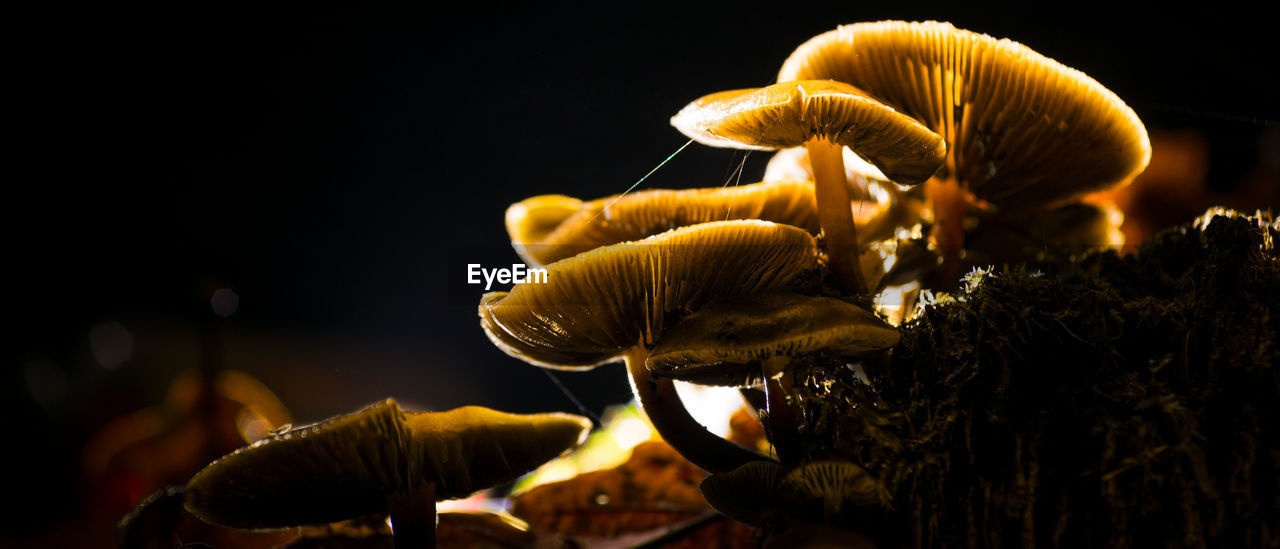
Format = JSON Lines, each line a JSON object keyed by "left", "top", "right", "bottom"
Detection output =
{"left": 700, "top": 459, "right": 889, "bottom": 538}
{"left": 671, "top": 80, "right": 947, "bottom": 295}
{"left": 506, "top": 180, "right": 819, "bottom": 266}
{"left": 505, "top": 194, "right": 584, "bottom": 267}
{"left": 780, "top": 460, "right": 892, "bottom": 523}
{"left": 182, "top": 399, "right": 590, "bottom": 549}
{"left": 778, "top": 21, "right": 1150, "bottom": 286}
{"left": 647, "top": 293, "right": 898, "bottom": 462}
{"left": 698, "top": 460, "right": 787, "bottom": 527}
{"left": 480, "top": 220, "right": 818, "bottom": 473}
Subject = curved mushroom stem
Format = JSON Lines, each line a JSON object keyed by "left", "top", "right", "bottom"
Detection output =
{"left": 806, "top": 138, "right": 868, "bottom": 296}
{"left": 762, "top": 367, "right": 802, "bottom": 465}
{"left": 925, "top": 175, "right": 966, "bottom": 289}
{"left": 387, "top": 480, "right": 436, "bottom": 549}
{"left": 625, "top": 347, "right": 770, "bottom": 474}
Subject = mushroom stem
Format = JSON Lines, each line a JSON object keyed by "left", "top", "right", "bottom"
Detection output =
{"left": 625, "top": 347, "right": 769, "bottom": 474}
{"left": 387, "top": 480, "right": 437, "bottom": 549}
{"left": 763, "top": 368, "right": 802, "bottom": 465}
{"left": 925, "top": 175, "right": 966, "bottom": 288}
{"left": 806, "top": 138, "right": 868, "bottom": 295}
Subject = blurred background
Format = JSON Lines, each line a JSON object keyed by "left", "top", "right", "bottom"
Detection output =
{"left": 5, "top": 3, "right": 1276, "bottom": 546}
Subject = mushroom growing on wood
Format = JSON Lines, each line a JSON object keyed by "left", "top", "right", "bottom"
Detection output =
{"left": 647, "top": 293, "right": 899, "bottom": 462}
{"left": 480, "top": 220, "right": 819, "bottom": 473}
{"left": 182, "top": 399, "right": 590, "bottom": 549}
{"left": 506, "top": 180, "right": 819, "bottom": 266}
{"left": 778, "top": 21, "right": 1150, "bottom": 286}
{"left": 671, "top": 79, "right": 947, "bottom": 295}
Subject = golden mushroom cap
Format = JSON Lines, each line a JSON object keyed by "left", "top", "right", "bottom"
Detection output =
{"left": 480, "top": 220, "right": 820, "bottom": 370}
{"left": 505, "top": 194, "right": 584, "bottom": 265}
{"left": 509, "top": 180, "right": 820, "bottom": 266}
{"left": 778, "top": 21, "right": 1151, "bottom": 209}
{"left": 647, "top": 293, "right": 899, "bottom": 386}
{"left": 670, "top": 79, "right": 947, "bottom": 186}
{"left": 183, "top": 399, "right": 590, "bottom": 530}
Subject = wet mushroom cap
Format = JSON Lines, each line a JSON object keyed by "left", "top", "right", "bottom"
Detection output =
{"left": 647, "top": 293, "right": 900, "bottom": 386}
{"left": 778, "top": 21, "right": 1151, "bottom": 209}
{"left": 480, "top": 220, "right": 819, "bottom": 370}
{"left": 670, "top": 80, "right": 947, "bottom": 186}
{"left": 183, "top": 399, "right": 590, "bottom": 530}
{"left": 509, "top": 180, "right": 820, "bottom": 266}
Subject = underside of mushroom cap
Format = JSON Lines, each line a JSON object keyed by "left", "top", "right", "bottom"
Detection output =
{"left": 780, "top": 460, "right": 893, "bottom": 515}
{"left": 480, "top": 220, "right": 820, "bottom": 370}
{"left": 699, "top": 460, "right": 787, "bottom": 526}
{"left": 778, "top": 21, "right": 1151, "bottom": 210}
{"left": 671, "top": 80, "right": 947, "bottom": 186}
{"left": 511, "top": 180, "right": 820, "bottom": 266}
{"left": 647, "top": 293, "right": 900, "bottom": 385}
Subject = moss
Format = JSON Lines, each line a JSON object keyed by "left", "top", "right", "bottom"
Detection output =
{"left": 794, "top": 209, "right": 1280, "bottom": 548}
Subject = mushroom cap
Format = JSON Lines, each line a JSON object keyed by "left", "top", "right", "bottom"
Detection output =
{"left": 778, "top": 21, "right": 1151, "bottom": 209}
{"left": 509, "top": 180, "right": 820, "bottom": 266}
{"left": 698, "top": 460, "right": 786, "bottom": 526}
{"left": 183, "top": 399, "right": 590, "bottom": 530}
{"left": 779, "top": 460, "right": 892, "bottom": 515}
{"left": 505, "top": 194, "right": 584, "bottom": 266}
{"left": 647, "top": 293, "right": 899, "bottom": 386}
{"left": 671, "top": 80, "right": 947, "bottom": 186}
{"left": 480, "top": 220, "right": 819, "bottom": 370}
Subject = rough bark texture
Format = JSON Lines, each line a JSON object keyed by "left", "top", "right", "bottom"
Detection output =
{"left": 794, "top": 209, "right": 1279, "bottom": 548}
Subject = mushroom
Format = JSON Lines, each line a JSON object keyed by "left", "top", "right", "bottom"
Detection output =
{"left": 646, "top": 293, "right": 899, "bottom": 462}
{"left": 506, "top": 179, "right": 819, "bottom": 266}
{"left": 182, "top": 399, "right": 591, "bottom": 549}
{"left": 777, "top": 21, "right": 1151, "bottom": 286}
{"left": 700, "top": 459, "right": 890, "bottom": 531}
{"left": 698, "top": 460, "right": 787, "bottom": 527}
{"left": 780, "top": 460, "right": 892, "bottom": 523}
{"left": 480, "top": 220, "right": 819, "bottom": 473}
{"left": 671, "top": 79, "right": 947, "bottom": 295}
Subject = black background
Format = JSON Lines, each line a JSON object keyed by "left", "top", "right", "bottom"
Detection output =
{"left": 5, "top": 2, "right": 1277, "bottom": 535}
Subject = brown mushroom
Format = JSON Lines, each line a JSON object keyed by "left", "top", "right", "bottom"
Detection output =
{"left": 505, "top": 194, "right": 584, "bottom": 267}
{"left": 780, "top": 460, "right": 892, "bottom": 523}
{"left": 778, "top": 21, "right": 1150, "bottom": 286}
{"left": 698, "top": 460, "right": 787, "bottom": 527}
{"left": 480, "top": 220, "right": 818, "bottom": 473}
{"left": 506, "top": 180, "right": 819, "bottom": 266}
{"left": 183, "top": 399, "right": 590, "bottom": 549}
{"left": 671, "top": 79, "right": 947, "bottom": 295}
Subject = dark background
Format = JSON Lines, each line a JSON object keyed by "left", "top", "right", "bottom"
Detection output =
{"left": 5, "top": 2, "right": 1276, "bottom": 539}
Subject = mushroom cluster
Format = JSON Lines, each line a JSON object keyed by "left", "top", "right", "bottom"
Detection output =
{"left": 482, "top": 18, "right": 1151, "bottom": 542}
